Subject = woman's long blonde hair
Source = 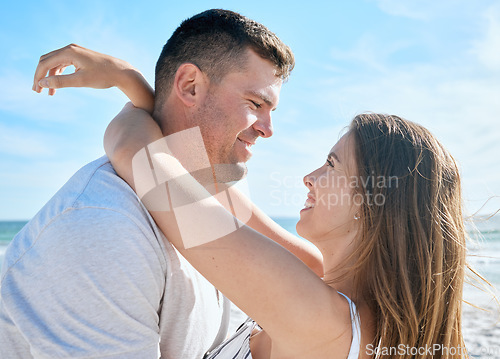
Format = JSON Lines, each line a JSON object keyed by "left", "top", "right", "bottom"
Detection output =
{"left": 347, "top": 113, "right": 467, "bottom": 358}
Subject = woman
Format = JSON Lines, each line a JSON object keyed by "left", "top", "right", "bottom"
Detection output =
{"left": 35, "top": 45, "right": 471, "bottom": 358}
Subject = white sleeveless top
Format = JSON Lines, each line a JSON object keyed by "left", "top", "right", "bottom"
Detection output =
{"left": 203, "top": 292, "right": 361, "bottom": 359}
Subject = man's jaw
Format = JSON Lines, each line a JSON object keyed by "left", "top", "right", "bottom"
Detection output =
{"left": 212, "top": 162, "right": 247, "bottom": 183}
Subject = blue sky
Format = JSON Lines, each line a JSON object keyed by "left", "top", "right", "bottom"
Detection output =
{"left": 1, "top": 0, "right": 499, "bottom": 219}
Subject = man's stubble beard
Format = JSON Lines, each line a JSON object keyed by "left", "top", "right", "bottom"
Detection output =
{"left": 193, "top": 95, "right": 248, "bottom": 185}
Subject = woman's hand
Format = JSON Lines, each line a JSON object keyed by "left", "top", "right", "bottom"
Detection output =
{"left": 33, "top": 44, "right": 155, "bottom": 113}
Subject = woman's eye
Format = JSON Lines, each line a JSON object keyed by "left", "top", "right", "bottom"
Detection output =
{"left": 326, "top": 158, "right": 335, "bottom": 168}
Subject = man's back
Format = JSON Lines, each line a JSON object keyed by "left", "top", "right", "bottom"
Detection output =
{"left": 0, "top": 156, "right": 226, "bottom": 358}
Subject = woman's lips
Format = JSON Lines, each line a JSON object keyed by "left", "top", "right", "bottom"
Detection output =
{"left": 302, "top": 194, "right": 316, "bottom": 211}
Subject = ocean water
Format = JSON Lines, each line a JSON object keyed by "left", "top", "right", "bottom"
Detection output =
{"left": 1, "top": 217, "right": 499, "bottom": 286}
{"left": 465, "top": 217, "right": 500, "bottom": 285}
{"left": 0, "top": 221, "right": 27, "bottom": 270}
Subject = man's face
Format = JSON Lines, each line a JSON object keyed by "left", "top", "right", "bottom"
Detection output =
{"left": 193, "top": 49, "right": 282, "bottom": 180}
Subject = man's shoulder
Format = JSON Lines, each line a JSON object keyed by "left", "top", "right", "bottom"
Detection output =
{"left": 67, "top": 155, "right": 139, "bottom": 210}
{"left": 1, "top": 202, "right": 172, "bottom": 294}
{"left": 2, "top": 157, "right": 168, "bottom": 272}
{"left": 30, "top": 156, "right": 151, "bottom": 228}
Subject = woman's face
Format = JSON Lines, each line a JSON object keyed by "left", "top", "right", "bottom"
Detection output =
{"left": 296, "top": 132, "right": 360, "bottom": 242}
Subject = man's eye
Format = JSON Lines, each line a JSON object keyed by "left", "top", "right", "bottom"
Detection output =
{"left": 250, "top": 100, "right": 262, "bottom": 109}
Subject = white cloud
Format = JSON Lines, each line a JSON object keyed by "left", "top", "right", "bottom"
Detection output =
{"left": 0, "top": 159, "right": 89, "bottom": 220}
{"left": 0, "top": 6, "right": 154, "bottom": 220}
{"left": 0, "top": 6, "right": 155, "bottom": 126}
{"left": 0, "top": 123, "right": 55, "bottom": 158}
{"left": 0, "top": 70, "right": 83, "bottom": 124}
{"left": 330, "top": 33, "right": 410, "bottom": 72}
{"left": 3, "top": 0, "right": 499, "bottom": 221}
{"left": 253, "top": 9, "right": 500, "bottom": 217}
{"left": 315, "top": 68, "right": 500, "bottom": 216}
{"left": 0, "top": 69, "right": 129, "bottom": 126}
{"left": 65, "top": 12, "right": 156, "bottom": 83}
{"left": 472, "top": 4, "right": 500, "bottom": 71}
{"left": 372, "top": 0, "right": 440, "bottom": 20}
{"left": 372, "top": 0, "right": 471, "bottom": 20}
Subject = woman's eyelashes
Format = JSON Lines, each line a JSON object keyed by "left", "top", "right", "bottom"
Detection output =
{"left": 326, "top": 157, "right": 335, "bottom": 168}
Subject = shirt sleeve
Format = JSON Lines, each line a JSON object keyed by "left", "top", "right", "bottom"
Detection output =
{"left": 0, "top": 207, "right": 166, "bottom": 359}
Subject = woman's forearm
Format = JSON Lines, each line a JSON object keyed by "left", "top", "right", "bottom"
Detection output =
{"left": 245, "top": 205, "right": 324, "bottom": 277}
{"left": 115, "top": 67, "right": 154, "bottom": 114}
{"left": 104, "top": 107, "right": 323, "bottom": 276}
{"left": 104, "top": 104, "right": 162, "bottom": 185}
{"left": 215, "top": 182, "right": 323, "bottom": 276}
{"left": 34, "top": 44, "right": 155, "bottom": 114}
{"left": 107, "top": 139, "right": 333, "bottom": 343}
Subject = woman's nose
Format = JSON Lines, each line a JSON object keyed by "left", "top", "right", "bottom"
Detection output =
{"left": 303, "top": 172, "right": 314, "bottom": 189}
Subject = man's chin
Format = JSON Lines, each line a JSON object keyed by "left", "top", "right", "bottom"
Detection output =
{"left": 213, "top": 162, "right": 247, "bottom": 183}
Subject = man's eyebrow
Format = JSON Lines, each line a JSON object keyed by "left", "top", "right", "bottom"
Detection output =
{"left": 328, "top": 151, "right": 341, "bottom": 164}
{"left": 245, "top": 90, "right": 276, "bottom": 109}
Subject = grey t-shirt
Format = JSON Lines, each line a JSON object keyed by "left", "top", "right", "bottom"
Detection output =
{"left": 0, "top": 156, "right": 227, "bottom": 359}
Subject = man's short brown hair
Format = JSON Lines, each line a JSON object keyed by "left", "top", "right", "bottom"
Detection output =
{"left": 154, "top": 9, "right": 294, "bottom": 110}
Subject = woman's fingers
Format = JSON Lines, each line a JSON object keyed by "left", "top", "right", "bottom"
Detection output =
{"left": 34, "top": 57, "right": 74, "bottom": 93}
{"left": 47, "top": 67, "right": 56, "bottom": 96}
{"left": 39, "top": 72, "right": 84, "bottom": 93}
{"left": 34, "top": 44, "right": 124, "bottom": 94}
{"left": 44, "top": 66, "right": 69, "bottom": 96}
{"left": 33, "top": 44, "right": 82, "bottom": 93}
{"left": 47, "top": 67, "right": 58, "bottom": 96}
{"left": 38, "top": 43, "right": 78, "bottom": 62}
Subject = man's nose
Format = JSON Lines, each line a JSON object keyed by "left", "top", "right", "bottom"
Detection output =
{"left": 253, "top": 112, "right": 273, "bottom": 138}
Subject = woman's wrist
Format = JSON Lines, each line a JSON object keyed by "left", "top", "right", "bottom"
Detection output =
{"left": 115, "top": 66, "right": 155, "bottom": 114}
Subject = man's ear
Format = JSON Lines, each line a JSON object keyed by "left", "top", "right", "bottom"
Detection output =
{"left": 173, "top": 63, "right": 209, "bottom": 107}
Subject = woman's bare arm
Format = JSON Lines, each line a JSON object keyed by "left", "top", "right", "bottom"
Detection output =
{"left": 104, "top": 104, "right": 323, "bottom": 276}
{"left": 244, "top": 202, "right": 323, "bottom": 277}
{"left": 104, "top": 106, "right": 342, "bottom": 348}
{"left": 33, "top": 42, "right": 323, "bottom": 282}
{"left": 33, "top": 44, "right": 154, "bottom": 113}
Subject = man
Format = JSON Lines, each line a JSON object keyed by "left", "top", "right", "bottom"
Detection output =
{"left": 0, "top": 9, "right": 320, "bottom": 359}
